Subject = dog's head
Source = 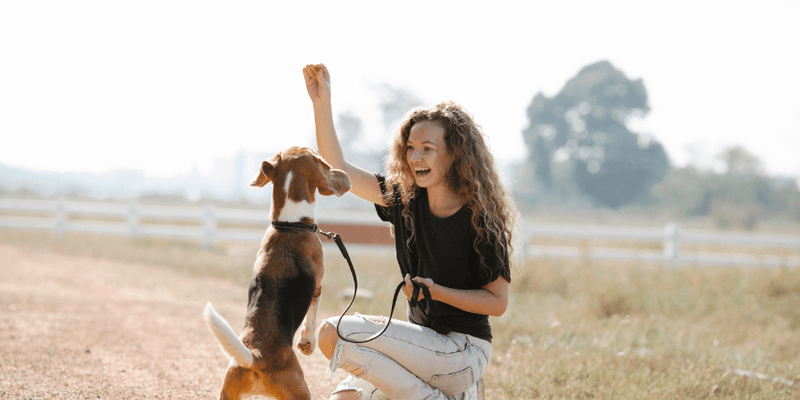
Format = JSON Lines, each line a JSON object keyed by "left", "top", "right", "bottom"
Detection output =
{"left": 250, "top": 147, "right": 350, "bottom": 221}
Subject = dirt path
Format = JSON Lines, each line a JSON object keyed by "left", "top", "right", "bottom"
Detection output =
{"left": 0, "top": 244, "right": 348, "bottom": 399}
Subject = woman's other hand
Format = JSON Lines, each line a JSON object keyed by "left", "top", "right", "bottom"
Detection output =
{"left": 403, "top": 274, "right": 436, "bottom": 302}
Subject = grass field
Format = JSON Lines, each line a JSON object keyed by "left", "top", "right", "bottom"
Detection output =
{"left": 2, "top": 229, "right": 798, "bottom": 399}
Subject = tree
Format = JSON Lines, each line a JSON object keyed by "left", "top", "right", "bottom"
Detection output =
{"left": 377, "top": 83, "right": 424, "bottom": 135}
{"left": 651, "top": 147, "right": 788, "bottom": 230}
{"left": 350, "top": 84, "right": 424, "bottom": 173}
{"left": 717, "top": 145, "right": 765, "bottom": 176}
{"left": 522, "top": 60, "right": 670, "bottom": 208}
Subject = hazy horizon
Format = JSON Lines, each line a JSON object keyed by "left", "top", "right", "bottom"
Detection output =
{"left": 2, "top": 1, "right": 798, "bottom": 180}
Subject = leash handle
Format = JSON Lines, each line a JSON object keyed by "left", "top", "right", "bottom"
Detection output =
{"left": 409, "top": 280, "right": 431, "bottom": 309}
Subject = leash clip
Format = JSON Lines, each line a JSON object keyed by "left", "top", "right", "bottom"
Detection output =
{"left": 317, "top": 228, "right": 337, "bottom": 241}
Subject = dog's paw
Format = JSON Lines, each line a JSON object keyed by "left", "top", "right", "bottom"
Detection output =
{"left": 296, "top": 335, "right": 316, "bottom": 356}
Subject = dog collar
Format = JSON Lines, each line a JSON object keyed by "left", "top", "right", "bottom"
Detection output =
{"left": 271, "top": 221, "right": 319, "bottom": 232}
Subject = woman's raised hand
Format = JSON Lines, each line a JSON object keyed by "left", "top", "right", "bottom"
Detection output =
{"left": 303, "top": 63, "right": 331, "bottom": 103}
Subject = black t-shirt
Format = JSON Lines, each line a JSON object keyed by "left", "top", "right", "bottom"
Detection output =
{"left": 374, "top": 174, "right": 511, "bottom": 342}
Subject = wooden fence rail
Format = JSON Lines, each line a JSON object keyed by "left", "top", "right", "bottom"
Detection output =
{"left": 1, "top": 198, "right": 798, "bottom": 267}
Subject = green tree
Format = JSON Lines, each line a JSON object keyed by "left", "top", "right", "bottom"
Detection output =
{"left": 522, "top": 61, "right": 670, "bottom": 208}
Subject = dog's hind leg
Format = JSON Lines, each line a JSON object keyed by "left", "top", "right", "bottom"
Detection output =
{"left": 216, "top": 364, "right": 256, "bottom": 400}
{"left": 297, "top": 284, "right": 322, "bottom": 355}
{"left": 263, "top": 352, "right": 312, "bottom": 400}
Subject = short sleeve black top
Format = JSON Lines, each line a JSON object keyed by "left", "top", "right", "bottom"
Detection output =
{"left": 374, "top": 174, "right": 511, "bottom": 342}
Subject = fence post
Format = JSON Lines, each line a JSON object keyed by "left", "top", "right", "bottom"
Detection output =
{"left": 663, "top": 222, "right": 681, "bottom": 265}
{"left": 203, "top": 204, "right": 216, "bottom": 248}
{"left": 53, "top": 197, "right": 68, "bottom": 237}
{"left": 127, "top": 199, "right": 139, "bottom": 240}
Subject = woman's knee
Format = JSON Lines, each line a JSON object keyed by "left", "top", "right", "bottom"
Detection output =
{"left": 319, "top": 314, "right": 386, "bottom": 360}
{"left": 317, "top": 319, "right": 339, "bottom": 360}
{"left": 329, "top": 389, "right": 360, "bottom": 400}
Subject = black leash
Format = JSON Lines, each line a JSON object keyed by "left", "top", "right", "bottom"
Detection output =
{"left": 271, "top": 221, "right": 426, "bottom": 344}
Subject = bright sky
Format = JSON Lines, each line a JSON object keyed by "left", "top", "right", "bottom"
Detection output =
{"left": 2, "top": 0, "right": 799, "bottom": 179}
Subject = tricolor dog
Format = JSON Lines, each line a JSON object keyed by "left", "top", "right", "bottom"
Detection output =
{"left": 204, "top": 146, "right": 350, "bottom": 400}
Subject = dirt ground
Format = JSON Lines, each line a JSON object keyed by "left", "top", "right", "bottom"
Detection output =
{"left": 0, "top": 244, "right": 349, "bottom": 399}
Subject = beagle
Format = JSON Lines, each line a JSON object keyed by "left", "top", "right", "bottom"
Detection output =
{"left": 204, "top": 146, "right": 350, "bottom": 400}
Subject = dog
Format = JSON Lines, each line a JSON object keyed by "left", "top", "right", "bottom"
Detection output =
{"left": 204, "top": 146, "right": 350, "bottom": 400}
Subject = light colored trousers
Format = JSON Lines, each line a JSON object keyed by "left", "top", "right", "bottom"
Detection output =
{"left": 326, "top": 314, "right": 492, "bottom": 400}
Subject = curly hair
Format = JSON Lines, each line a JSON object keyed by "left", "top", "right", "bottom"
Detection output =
{"left": 384, "top": 101, "right": 517, "bottom": 273}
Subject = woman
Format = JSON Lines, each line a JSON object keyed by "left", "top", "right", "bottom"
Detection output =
{"left": 303, "top": 63, "right": 516, "bottom": 400}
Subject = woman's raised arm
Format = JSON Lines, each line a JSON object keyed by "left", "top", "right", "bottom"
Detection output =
{"left": 303, "top": 64, "right": 385, "bottom": 206}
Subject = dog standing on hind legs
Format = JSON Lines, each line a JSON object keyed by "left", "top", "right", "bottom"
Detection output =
{"left": 204, "top": 146, "right": 350, "bottom": 400}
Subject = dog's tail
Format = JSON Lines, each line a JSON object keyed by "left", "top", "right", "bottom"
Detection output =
{"left": 203, "top": 302, "right": 255, "bottom": 368}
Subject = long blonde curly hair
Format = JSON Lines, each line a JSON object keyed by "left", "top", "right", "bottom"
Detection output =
{"left": 384, "top": 101, "right": 517, "bottom": 272}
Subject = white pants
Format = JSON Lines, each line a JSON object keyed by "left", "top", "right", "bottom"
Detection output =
{"left": 326, "top": 314, "right": 492, "bottom": 400}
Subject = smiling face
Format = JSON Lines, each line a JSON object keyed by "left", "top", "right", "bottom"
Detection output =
{"left": 406, "top": 120, "right": 453, "bottom": 190}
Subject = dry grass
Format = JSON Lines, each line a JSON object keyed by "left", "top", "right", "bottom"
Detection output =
{"left": 489, "top": 258, "right": 800, "bottom": 399}
{"left": 2, "top": 229, "right": 799, "bottom": 398}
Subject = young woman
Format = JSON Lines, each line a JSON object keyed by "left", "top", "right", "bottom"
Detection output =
{"left": 303, "top": 64, "right": 516, "bottom": 400}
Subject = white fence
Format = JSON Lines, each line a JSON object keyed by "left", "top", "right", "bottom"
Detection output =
{"left": 1, "top": 198, "right": 798, "bottom": 268}
{"left": 521, "top": 222, "right": 800, "bottom": 268}
{"left": 0, "top": 198, "right": 388, "bottom": 247}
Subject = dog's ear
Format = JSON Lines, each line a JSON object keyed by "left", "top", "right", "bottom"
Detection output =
{"left": 318, "top": 168, "right": 351, "bottom": 197}
{"left": 250, "top": 160, "right": 276, "bottom": 188}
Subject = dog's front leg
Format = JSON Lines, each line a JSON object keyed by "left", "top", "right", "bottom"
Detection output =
{"left": 297, "top": 285, "right": 321, "bottom": 356}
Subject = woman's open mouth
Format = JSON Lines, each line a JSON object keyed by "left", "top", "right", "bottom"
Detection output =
{"left": 415, "top": 168, "right": 431, "bottom": 177}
